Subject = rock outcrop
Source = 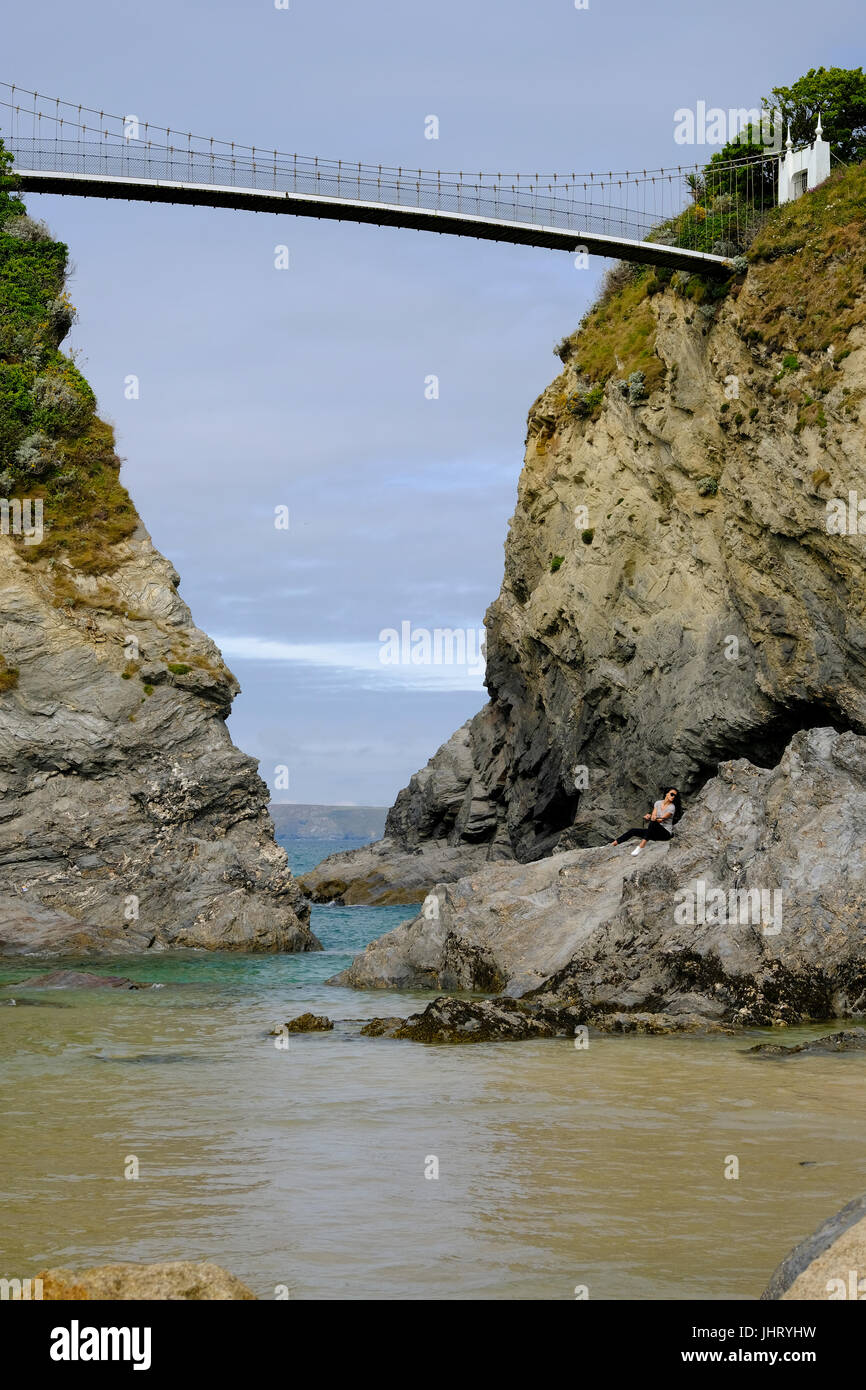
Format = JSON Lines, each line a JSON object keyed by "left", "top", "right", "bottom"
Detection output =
{"left": 35, "top": 1260, "right": 256, "bottom": 1300}
{"left": 332, "top": 727, "right": 866, "bottom": 1028}
{"left": 748, "top": 1028, "right": 866, "bottom": 1057}
{"left": 762, "top": 1193, "right": 866, "bottom": 1300}
{"left": 0, "top": 526, "right": 320, "bottom": 953}
{"left": 358, "top": 995, "right": 733, "bottom": 1043}
{"left": 0, "top": 169, "right": 320, "bottom": 955}
{"left": 271, "top": 1012, "right": 334, "bottom": 1033}
{"left": 307, "top": 162, "right": 866, "bottom": 903}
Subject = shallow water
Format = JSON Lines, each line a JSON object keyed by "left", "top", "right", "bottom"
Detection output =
{"left": 0, "top": 837, "right": 863, "bottom": 1300}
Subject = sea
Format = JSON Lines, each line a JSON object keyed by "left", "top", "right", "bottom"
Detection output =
{"left": 0, "top": 835, "right": 863, "bottom": 1300}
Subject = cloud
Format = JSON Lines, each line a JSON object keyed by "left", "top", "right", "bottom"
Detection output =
{"left": 213, "top": 633, "right": 487, "bottom": 691}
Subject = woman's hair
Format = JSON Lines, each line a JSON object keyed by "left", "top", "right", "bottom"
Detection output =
{"left": 667, "top": 788, "right": 684, "bottom": 823}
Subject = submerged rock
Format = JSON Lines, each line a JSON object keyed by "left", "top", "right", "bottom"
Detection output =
{"left": 368, "top": 995, "right": 577, "bottom": 1044}
{"left": 587, "top": 1010, "right": 735, "bottom": 1035}
{"left": 0, "top": 996, "right": 69, "bottom": 1007}
{"left": 36, "top": 1260, "right": 256, "bottom": 1300}
{"left": 747, "top": 1028, "right": 866, "bottom": 1057}
{"left": 762, "top": 1194, "right": 866, "bottom": 1300}
{"left": 359, "top": 1016, "right": 405, "bottom": 1037}
{"left": 359, "top": 995, "right": 735, "bottom": 1044}
{"left": 90, "top": 1052, "right": 213, "bottom": 1064}
{"left": 334, "top": 728, "right": 866, "bottom": 1028}
{"left": 4, "top": 968, "right": 149, "bottom": 990}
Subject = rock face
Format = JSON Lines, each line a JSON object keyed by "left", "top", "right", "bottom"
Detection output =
{"left": 308, "top": 165, "right": 866, "bottom": 902}
{"left": 0, "top": 527, "right": 320, "bottom": 954}
{"left": 333, "top": 728, "right": 866, "bottom": 1028}
{"left": 36, "top": 1260, "right": 256, "bottom": 1300}
{"left": 762, "top": 1194, "right": 866, "bottom": 1300}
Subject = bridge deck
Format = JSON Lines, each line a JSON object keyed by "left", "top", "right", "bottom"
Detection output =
{"left": 13, "top": 169, "right": 733, "bottom": 275}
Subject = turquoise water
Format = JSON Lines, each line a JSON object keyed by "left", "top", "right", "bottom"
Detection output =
{"left": 1, "top": 838, "right": 865, "bottom": 1301}
{"left": 0, "top": 836, "right": 412, "bottom": 995}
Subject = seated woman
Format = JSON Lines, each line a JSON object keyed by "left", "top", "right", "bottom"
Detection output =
{"left": 610, "top": 788, "right": 680, "bottom": 856}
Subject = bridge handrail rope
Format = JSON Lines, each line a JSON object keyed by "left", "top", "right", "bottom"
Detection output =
{"left": 0, "top": 81, "right": 779, "bottom": 258}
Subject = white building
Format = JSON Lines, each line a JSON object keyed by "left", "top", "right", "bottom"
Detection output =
{"left": 778, "top": 114, "right": 831, "bottom": 204}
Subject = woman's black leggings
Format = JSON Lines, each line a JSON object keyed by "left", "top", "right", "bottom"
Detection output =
{"left": 615, "top": 822, "right": 672, "bottom": 844}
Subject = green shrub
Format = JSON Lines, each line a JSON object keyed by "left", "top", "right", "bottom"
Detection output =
{"left": 0, "top": 137, "right": 138, "bottom": 571}
{"left": 550, "top": 555, "right": 565, "bottom": 573}
{"left": 167, "top": 663, "right": 191, "bottom": 676}
{"left": 581, "top": 528, "right": 595, "bottom": 545}
{"left": 31, "top": 366, "right": 93, "bottom": 434}
{"left": 627, "top": 371, "right": 647, "bottom": 404}
{"left": 696, "top": 476, "right": 719, "bottom": 496}
{"left": 13, "top": 431, "right": 59, "bottom": 479}
{"left": 566, "top": 384, "right": 604, "bottom": 419}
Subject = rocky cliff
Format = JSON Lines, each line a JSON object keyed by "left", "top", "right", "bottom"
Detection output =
{"left": 0, "top": 162, "right": 319, "bottom": 954}
{"left": 303, "top": 160, "right": 866, "bottom": 905}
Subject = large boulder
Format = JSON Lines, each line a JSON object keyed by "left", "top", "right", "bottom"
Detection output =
{"left": 762, "top": 1194, "right": 866, "bottom": 1300}
{"left": 333, "top": 728, "right": 866, "bottom": 1027}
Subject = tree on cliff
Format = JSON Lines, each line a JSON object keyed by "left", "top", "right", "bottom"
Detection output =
{"left": 695, "top": 67, "right": 866, "bottom": 214}
{"left": 763, "top": 66, "right": 866, "bottom": 164}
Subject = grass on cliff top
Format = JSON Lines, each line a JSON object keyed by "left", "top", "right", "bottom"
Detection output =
{"left": 745, "top": 160, "right": 866, "bottom": 354}
{"left": 0, "top": 155, "right": 139, "bottom": 575}
{"left": 569, "top": 269, "right": 667, "bottom": 395}
{"left": 558, "top": 160, "right": 865, "bottom": 397}
{"left": 18, "top": 416, "right": 140, "bottom": 572}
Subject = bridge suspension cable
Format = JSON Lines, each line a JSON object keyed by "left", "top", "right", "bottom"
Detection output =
{"left": 0, "top": 82, "right": 779, "bottom": 268}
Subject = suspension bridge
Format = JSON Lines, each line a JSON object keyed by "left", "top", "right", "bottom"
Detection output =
{"left": 1, "top": 84, "right": 780, "bottom": 275}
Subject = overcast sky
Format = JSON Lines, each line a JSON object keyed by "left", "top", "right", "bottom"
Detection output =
{"left": 4, "top": 0, "right": 860, "bottom": 804}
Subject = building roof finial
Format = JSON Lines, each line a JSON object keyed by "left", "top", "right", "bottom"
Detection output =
{"left": 815, "top": 111, "right": 823, "bottom": 139}
{"left": 786, "top": 122, "right": 793, "bottom": 152}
